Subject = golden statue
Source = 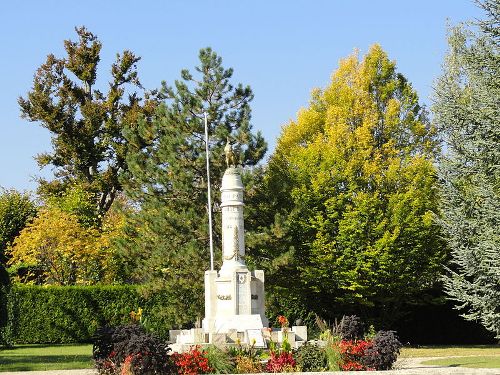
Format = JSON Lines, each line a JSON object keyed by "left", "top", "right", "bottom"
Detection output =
{"left": 224, "top": 138, "right": 238, "bottom": 168}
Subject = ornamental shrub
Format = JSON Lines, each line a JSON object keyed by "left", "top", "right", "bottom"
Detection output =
{"left": 93, "top": 326, "right": 119, "bottom": 363}
{"left": 4, "top": 285, "right": 140, "bottom": 344}
{"left": 172, "top": 345, "right": 211, "bottom": 375}
{"left": 361, "top": 330, "right": 402, "bottom": 370}
{"left": 265, "top": 351, "right": 296, "bottom": 373}
{"left": 339, "top": 339, "right": 373, "bottom": 371}
{"left": 234, "top": 355, "right": 262, "bottom": 374}
{"left": 205, "top": 345, "right": 235, "bottom": 374}
{"left": 227, "top": 342, "right": 263, "bottom": 374}
{"left": 93, "top": 324, "right": 175, "bottom": 375}
{"left": 318, "top": 329, "right": 342, "bottom": 371}
{"left": 294, "top": 342, "right": 327, "bottom": 372}
{"left": 0, "top": 285, "right": 9, "bottom": 346}
{"left": 114, "top": 330, "right": 174, "bottom": 374}
{"left": 337, "top": 315, "right": 365, "bottom": 340}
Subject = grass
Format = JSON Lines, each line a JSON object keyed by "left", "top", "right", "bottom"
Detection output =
{"left": 421, "top": 356, "right": 500, "bottom": 368}
{"left": 0, "top": 344, "right": 93, "bottom": 372}
{"left": 400, "top": 345, "right": 500, "bottom": 369}
{"left": 400, "top": 345, "right": 500, "bottom": 358}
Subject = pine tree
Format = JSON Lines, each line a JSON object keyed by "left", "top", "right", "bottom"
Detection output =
{"left": 433, "top": 0, "right": 500, "bottom": 337}
{"left": 119, "top": 48, "right": 266, "bottom": 328}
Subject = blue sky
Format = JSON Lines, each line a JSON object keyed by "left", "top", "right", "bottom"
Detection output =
{"left": 0, "top": 0, "right": 483, "bottom": 192}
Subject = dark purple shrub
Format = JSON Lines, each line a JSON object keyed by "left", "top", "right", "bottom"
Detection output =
{"left": 338, "top": 315, "right": 365, "bottom": 340}
{"left": 93, "top": 324, "right": 175, "bottom": 375}
{"left": 361, "top": 330, "right": 402, "bottom": 370}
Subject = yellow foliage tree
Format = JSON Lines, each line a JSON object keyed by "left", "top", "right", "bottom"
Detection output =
{"left": 249, "top": 45, "right": 445, "bottom": 324}
{"left": 8, "top": 206, "right": 123, "bottom": 285}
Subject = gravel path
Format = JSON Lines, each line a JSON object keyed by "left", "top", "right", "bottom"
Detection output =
{"left": 0, "top": 357, "right": 498, "bottom": 375}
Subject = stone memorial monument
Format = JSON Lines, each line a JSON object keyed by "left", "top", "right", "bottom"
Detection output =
{"left": 202, "top": 165, "right": 268, "bottom": 337}
{"left": 170, "top": 141, "right": 306, "bottom": 351}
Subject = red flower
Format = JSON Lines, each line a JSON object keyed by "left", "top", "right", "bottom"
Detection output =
{"left": 338, "top": 339, "right": 374, "bottom": 371}
{"left": 277, "top": 315, "right": 289, "bottom": 328}
{"left": 341, "top": 361, "right": 365, "bottom": 371}
{"left": 172, "top": 346, "right": 212, "bottom": 375}
{"left": 265, "top": 351, "right": 296, "bottom": 373}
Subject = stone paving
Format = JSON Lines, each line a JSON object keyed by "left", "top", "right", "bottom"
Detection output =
{"left": 0, "top": 357, "right": 499, "bottom": 375}
{"left": 2, "top": 369, "right": 499, "bottom": 375}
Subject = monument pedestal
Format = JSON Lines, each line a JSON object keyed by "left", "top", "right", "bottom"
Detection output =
{"left": 202, "top": 268, "right": 268, "bottom": 336}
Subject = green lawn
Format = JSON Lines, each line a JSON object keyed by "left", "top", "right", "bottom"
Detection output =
{"left": 400, "top": 345, "right": 500, "bottom": 358}
{"left": 422, "top": 356, "right": 500, "bottom": 368}
{"left": 0, "top": 344, "right": 93, "bottom": 372}
{"left": 400, "top": 345, "right": 500, "bottom": 369}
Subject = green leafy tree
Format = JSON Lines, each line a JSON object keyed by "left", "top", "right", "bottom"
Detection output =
{"left": 45, "top": 183, "right": 100, "bottom": 228}
{"left": 433, "top": 0, "right": 500, "bottom": 337}
{"left": 119, "top": 48, "right": 266, "bottom": 327}
{"left": 248, "top": 45, "right": 445, "bottom": 324}
{"left": 0, "top": 189, "right": 37, "bottom": 265}
{"left": 19, "top": 26, "right": 160, "bottom": 216}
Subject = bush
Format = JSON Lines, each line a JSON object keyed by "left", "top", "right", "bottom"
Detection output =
{"left": 0, "top": 285, "right": 9, "bottom": 346}
{"left": 337, "top": 315, "right": 365, "bottom": 340}
{"left": 0, "top": 284, "right": 175, "bottom": 344}
{"left": 4, "top": 285, "right": 140, "bottom": 344}
{"left": 205, "top": 345, "right": 235, "bottom": 374}
{"left": 294, "top": 342, "right": 326, "bottom": 372}
{"left": 231, "top": 355, "right": 260, "bottom": 374}
{"left": 226, "top": 342, "right": 263, "bottom": 374}
{"left": 339, "top": 339, "right": 373, "bottom": 371}
{"left": 265, "top": 351, "right": 296, "bottom": 373}
{"left": 361, "top": 330, "right": 402, "bottom": 370}
{"left": 93, "top": 324, "right": 175, "bottom": 375}
{"left": 172, "top": 345, "right": 211, "bottom": 375}
{"left": 317, "top": 315, "right": 402, "bottom": 371}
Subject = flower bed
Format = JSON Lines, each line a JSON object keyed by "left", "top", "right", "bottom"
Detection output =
{"left": 92, "top": 315, "right": 402, "bottom": 374}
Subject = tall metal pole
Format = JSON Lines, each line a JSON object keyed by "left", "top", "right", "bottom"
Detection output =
{"left": 204, "top": 112, "right": 215, "bottom": 271}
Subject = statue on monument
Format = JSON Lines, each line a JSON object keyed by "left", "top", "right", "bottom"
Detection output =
{"left": 224, "top": 137, "right": 239, "bottom": 168}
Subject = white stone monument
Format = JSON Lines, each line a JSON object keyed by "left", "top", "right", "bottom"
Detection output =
{"left": 169, "top": 141, "right": 306, "bottom": 351}
{"left": 202, "top": 166, "right": 268, "bottom": 339}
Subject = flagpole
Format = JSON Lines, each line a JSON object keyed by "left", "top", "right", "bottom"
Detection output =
{"left": 204, "top": 112, "right": 214, "bottom": 271}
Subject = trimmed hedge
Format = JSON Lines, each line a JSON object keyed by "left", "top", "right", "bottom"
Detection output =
{"left": 0, "top": 284, "right": 173, "bottom": 344}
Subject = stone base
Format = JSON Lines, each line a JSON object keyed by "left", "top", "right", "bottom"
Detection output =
{"left": 203, "top": 267, "right": 268, "bottom": 335}
{"left": 205, "top": 314, "right": 264, "bottom": 334}
{"left": 169, "top": 328, "right": 207, "bottom": 345}
{"left": 169, "top": 326, "right": 308, "bottom": 353}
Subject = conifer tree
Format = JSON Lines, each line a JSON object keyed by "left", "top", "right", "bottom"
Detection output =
{"left": 119, "top": 48, "right": 266, "bottom": 327}
{"left": 433, "top": 0, "right": 500, "bottom": 337}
